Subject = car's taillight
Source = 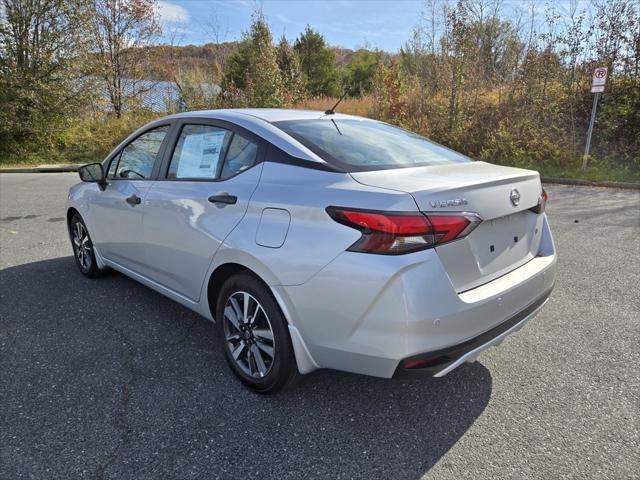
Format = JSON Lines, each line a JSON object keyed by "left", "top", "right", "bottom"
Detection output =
{"left": 529, "top": 188, "right": 548, "bottom": 214}
{"left": 326, "top": 207, "right": 482, "bottom": 255}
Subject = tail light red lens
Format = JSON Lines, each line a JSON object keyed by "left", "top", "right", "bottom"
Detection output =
{"left": 326, "top": 207, "right": 482, "bottom": 255}
{"left": 332, "top": 209, "right": 430, "bottom": 235}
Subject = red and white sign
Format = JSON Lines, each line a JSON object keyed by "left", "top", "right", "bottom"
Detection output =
{"left": 591, "top": 67, "right": 608, "bottom": 93}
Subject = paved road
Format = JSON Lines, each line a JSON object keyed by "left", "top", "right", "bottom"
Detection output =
{"left": 1, "top": 173, "right": 639, "bottom": 480}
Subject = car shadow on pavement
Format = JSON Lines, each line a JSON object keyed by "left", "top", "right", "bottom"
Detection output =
{"left": 1, "top": 257, "right": 492, "bottom": 480}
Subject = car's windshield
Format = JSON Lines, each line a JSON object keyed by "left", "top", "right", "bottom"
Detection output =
{"left": 273, "top": 119, "right": 471, "bottom": 171}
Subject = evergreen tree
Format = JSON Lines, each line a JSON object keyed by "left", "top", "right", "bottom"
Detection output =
{"left": 294, "top": 26, "right": 339, "bottom": 97}
{"left": 343, "top": 49, "right": 380, "bottom": 97}
{"left": 223, "top": 42, "right": 251, "bottom": 90}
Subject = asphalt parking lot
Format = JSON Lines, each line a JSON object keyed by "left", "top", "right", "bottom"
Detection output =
{"left": 1, "top": 172, "right": 638, "bottom": 480}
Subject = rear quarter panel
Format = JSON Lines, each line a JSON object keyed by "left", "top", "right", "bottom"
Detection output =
{"left": 206, "top": 161, "right": 419, "bottom": 288}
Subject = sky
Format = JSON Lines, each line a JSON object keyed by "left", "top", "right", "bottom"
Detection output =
{"left": 156, "top": 0, "right": 590, "bottom": 52}
{"left": 157, "top": 0, "right": 423, "bottom": 51}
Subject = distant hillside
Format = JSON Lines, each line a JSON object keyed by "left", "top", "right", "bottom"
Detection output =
{"left": 332, "top": 47, "right": 357, "bottom": 67}
{"left": 137, "top": 42, "right": 241, "bottom": 82}
{"left": 135, "top": 42, "right": 366, "bottom": 82}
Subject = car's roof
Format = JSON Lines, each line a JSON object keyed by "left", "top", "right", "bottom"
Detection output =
{"left": 166, "top": 108, "right": 362, "bottom": 123}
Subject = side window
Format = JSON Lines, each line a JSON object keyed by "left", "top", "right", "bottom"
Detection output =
{"left": 115, "top": 125, "right": 170, "bottom": 180}
{"left": 168, "top": 125, "right": 232, "bottom": 180}
{"left": 220, "top": 133, "right": 258, "bottom": 179}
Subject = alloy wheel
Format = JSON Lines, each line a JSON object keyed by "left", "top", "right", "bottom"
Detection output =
{"left": 223, "top": 291, "right": 275, "bottom": 378}
{"left": 73, "top": 221, "right": 92, "bottom": 271}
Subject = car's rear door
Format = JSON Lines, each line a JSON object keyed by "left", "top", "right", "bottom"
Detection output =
{"left": 141, "top": 118, "right": 265, "bottom": 301}
{"left": 91, "top": 124, "right": 172, "bottom": 270}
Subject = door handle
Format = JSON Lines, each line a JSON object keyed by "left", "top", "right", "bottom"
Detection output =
{"left": 208, "top": 193, "right": 237, "bottom": 205}
{"left": 126, "top": 194, "right": 141, "bottom": 205}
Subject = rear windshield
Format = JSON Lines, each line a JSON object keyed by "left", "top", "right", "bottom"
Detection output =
{"left": 273, "top": 119, "right": 471, "bottom": 171}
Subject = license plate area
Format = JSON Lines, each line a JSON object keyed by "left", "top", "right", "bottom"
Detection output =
{"left": 434, "top": 210, "right": 543, "bottom": 292}
{"left": 471, "top": 211, "right": 535, "bottom": 270}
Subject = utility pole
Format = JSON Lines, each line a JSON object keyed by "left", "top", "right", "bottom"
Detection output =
{"left": 583, "top": 67, "right": 608, "bottom": 171}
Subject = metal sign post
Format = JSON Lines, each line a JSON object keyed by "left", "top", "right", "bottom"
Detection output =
{"left": 582, "top": 67, "right": 608, "bottom": 171}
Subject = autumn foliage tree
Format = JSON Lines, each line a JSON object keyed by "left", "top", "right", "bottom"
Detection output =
{"left": 390, "top": 0, "right": 639, "bottom": 173}
{"left": 222, "top": 12, "right": 286, "bottom": 107}
{"left": 0, "top": 0, "right": 89, "bottom": 159}
{"left": 87, "top": 0, "right": 161, "bottom": 117}
{"left": 373, "top": 59, "right": 407, "bottom": 125}
{"left": 243, "top": 13, "right": 284, "bottom": 107}
{"left": 276, "top": 35, "right": 305, "bottom": 104}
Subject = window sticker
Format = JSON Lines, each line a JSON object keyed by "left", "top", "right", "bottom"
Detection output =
{"left": 176, "top": 130, "right": 226, "bottom": 178}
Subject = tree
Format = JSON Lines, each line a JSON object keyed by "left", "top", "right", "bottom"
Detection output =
{"left": 373, "top": 59, "right": 407, "bottom": 125}
{"left": 222, "top": 12, "right": 285, "bottom": 107}
{"left": 242, "top": 12, "right": 284, "bottom": 107}
{"left": 294, "top": 25, "right": 339, "bottom": 97}
{"left": 441, "top": 0, "right": 473, "bottom": 133}
{"left": 589, "top": 0, "right": 640, "bottom": 166}
{"left": 400, "top": 23, "right": 440, "bottom": 133}
{"left": 276, "top": 35, "right": 305, "bottom": 104}
{"left": 87, "top": 0, "right": 161, "bottom": 117}
{"left": 223, "top": 40, "right": 251, "bottom": 90}
{"left": 343, "top": 48, "right": 379, "bottom": 97}
{"left": 172, "top": 68, "right": 219, "bottom": 112}
{"left": 0, "top": 0, "right": 89, "bottom": 160}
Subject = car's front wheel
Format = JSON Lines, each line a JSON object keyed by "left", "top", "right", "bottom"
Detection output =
{"left": 69, "top": 213, "right": 102, "bottom": 278}
{"left": 216, "top": 272, "right": 298, "bottom": 393}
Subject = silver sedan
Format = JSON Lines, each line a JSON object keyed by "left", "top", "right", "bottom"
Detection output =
{"left": 67, "top": 109, "right": 556, "bottom": 393}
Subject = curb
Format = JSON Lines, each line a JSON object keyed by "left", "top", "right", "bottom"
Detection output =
{"left": 0, "top": 165, "right": 80, "bottom": 173}
{"left": 541, "top": 176, "right": 640, "bottom": 190}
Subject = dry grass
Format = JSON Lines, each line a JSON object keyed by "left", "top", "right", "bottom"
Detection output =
{"left": 291, "top": 96, "right": 375, "bottom": 117}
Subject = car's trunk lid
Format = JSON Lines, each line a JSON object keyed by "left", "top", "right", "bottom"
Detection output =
{"left": 350, "top": 161, "right": 545, "bottom": 292}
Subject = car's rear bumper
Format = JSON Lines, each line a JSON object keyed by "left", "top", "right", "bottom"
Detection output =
{"left": 395, "top": 285, "right": 553, "bottom": 377}
{"left": 277, "top": 215, "right": 556, "bottom": 378}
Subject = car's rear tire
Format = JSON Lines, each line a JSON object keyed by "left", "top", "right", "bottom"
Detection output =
{"left": 216, "top": 272, "right": 298, "bottom": 394}
{"left": 69, "top": 213, "right": 103, "bottom": 278}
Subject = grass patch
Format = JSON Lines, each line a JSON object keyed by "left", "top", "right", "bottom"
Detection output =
{"left": 292, "top": 96, "right": 374, "bottom": 117}
{"left": 2, "top": 104, "right": 637, "bottom": 185}
{"left": 538, "top": 163, "right": 640, "bottom": 183}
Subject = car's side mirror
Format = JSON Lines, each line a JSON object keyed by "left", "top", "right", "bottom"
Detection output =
{"left": 78, "top": 163, "right": 107, "bottom": 190}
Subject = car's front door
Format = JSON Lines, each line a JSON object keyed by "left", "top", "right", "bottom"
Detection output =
{"left": 91, "top": 124, "right": 171, "bottom": 270}
{"left": 141, "top": 120, "right": 264, "bottom": 300}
